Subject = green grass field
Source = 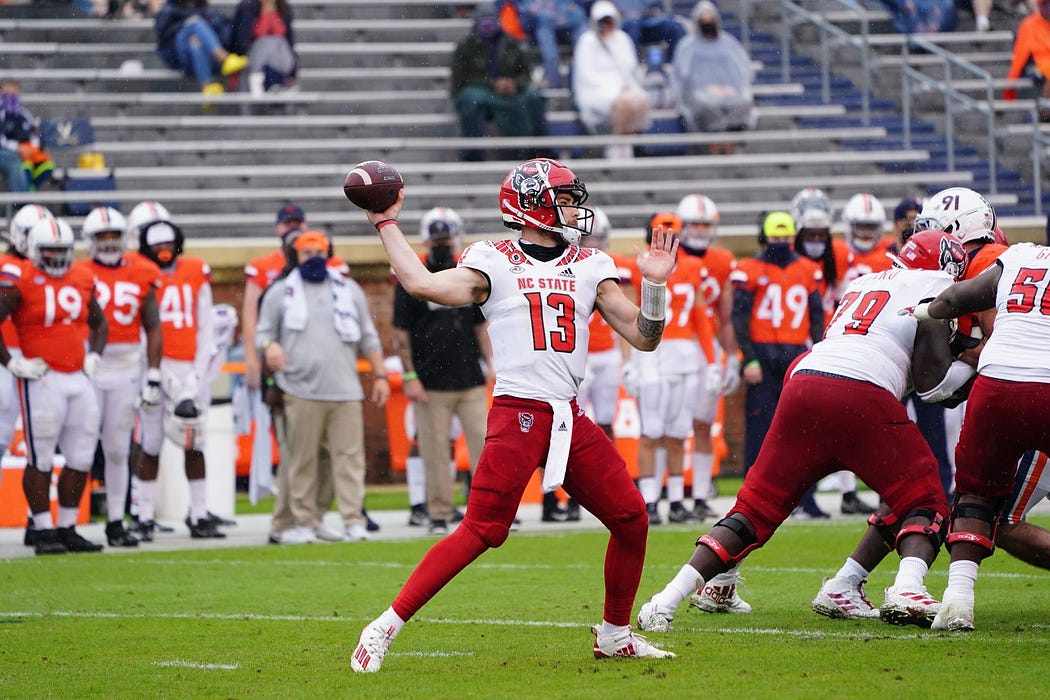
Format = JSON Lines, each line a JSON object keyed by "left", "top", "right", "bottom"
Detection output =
{"left": 3, "top": 512, "right": 1050, "bottom": 699}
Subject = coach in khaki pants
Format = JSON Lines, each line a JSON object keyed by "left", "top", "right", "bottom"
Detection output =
{"left": 256, "top": 230, "right": 390, "bottom": 543}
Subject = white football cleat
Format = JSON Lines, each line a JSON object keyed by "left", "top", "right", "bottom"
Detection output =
{"left": 690, "top": 582, "right": 752, "bottom": 614}
{"left": 636, "top": 600, "right": 675, "bottom": 632}
{"left": 931, "top": 594, "right": 975, "bottom": 632}
{"left": 811, "top": 578, "right": 880, "bottom": 620}
{"left": 351, "top": 621, "right": 397, "bottom": 673}
{"left": 880, "top": 585, "right": 940, "bottom": 628}
{"left": 592, "top": 625, "right": 675, "bottom": 659}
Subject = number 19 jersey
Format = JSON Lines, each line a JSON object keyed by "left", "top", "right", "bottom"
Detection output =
{"left": 458, "top": 240, "right": 619, "bottom": 401}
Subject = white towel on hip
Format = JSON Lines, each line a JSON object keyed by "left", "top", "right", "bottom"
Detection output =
{"left": 542, "top": 399, "right": 574, "bottom": 493}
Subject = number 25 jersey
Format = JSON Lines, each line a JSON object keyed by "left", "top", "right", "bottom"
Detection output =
{"left": 458, "top": 240, "right": 618, "bottom": 401}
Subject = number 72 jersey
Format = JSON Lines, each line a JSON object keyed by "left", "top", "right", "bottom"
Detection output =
{"left": 458, "top": 239, "right": 618, "bottom": 402}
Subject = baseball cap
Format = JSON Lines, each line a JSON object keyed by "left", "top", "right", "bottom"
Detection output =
{"left": 763, "top": 211, "right": 796, "bottom": 238}
{"left": 293, "top": 230, "right": 329, "bottom": 252}
{"left": 276, "top": 203, "right": 306, "bottom": 225}
{"left": 893, "top": 197, "right": 922, "bottom": 223}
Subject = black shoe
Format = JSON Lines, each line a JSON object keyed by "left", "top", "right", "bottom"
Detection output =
{"left": 407, "top": 505, "right": 428, "bottom": 527}
{"left": 692, "top": 499, "right": 717, "bottom": 521}
{"left": 33, "top": 528, "right": 68, "bottom": 555}
{"left": 57, "top": 526, "right": 103, "bottom": 552}
{"left": 24, "top": 516, "right": 36, "bottom": 547}
{"left": 187, "top": 517, "right": 226, "bottom": 539}
{"left": 362, "top": 508, "right": 381, "bottom": 532}
{"left": 428, "top": 519, "right": 448, "bottom": 535}
{"left": 106, "top": 520, "right": 139, "bottom": 547}
{"left": 542, "top": 505, "right": 569, "bottom": 522}
{"left": 841, "top": 491, "right": 877, "bottom": 515}
{"left": 136, "top": 520, "right": 156, "bottom": 542}
{"left": 206, "top": 511, "right": 236, "bottom": 527}
{"left": 646, "top": 502, "right": 662, "bottom": 525}
{"left": 565, "top": 500, "right": 581, "bottom": 521}
{"left": 267, "top": 533, "right": 280, "bottom": 545}
{"left": 451, "top": 509, "right": 465, "bottom": 523}
{"left": 667, "top": 502, "right": 699, "bottom": 523}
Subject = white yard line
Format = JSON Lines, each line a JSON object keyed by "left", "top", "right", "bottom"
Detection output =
{"left": 152, "top": 660, "right": 240, "bottom": 671}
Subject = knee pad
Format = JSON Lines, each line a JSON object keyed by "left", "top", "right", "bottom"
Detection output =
{"left": 610, "top": 506, "right": 649, "bottom": 550}
{"left": 694, "top": 514, "right": 760, "bottom": 568}
{"left": 468, "top": 519, "right": 511, "bottom": 549}
{"left": 867, "top": 510, "right": 900, "bottom": 552}
{"left": 894, "top": 508, "right": 945, "bottom": 553}
{"left": 945, "top": 500, "right": 998, "bottom": 557}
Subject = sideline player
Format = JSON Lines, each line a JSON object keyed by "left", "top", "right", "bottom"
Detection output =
{"left": 351, "top": 158, "right": 678, "bottom": 672}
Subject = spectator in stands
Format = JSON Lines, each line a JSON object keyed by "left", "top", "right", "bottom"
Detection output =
{"left": 229, "top": 0, "right": 298, "bottom": 95}
{"left": 451, "top": 3, "right": 549, "bottom": 162}
{"left": 670, "top": 1, "right": 754, "bottom": 155}
{"left": 256, "top": 230, "right": 390, "bottom": 543}
{"left": 510, "top": 0, "right": 588, "bottom": 89}
{"left": 618, "top": 0, "right": 686, "bottom": 56}
{"left": 882, "top": 0, "right": 959, "bottom": 34}
{"left": 894, "top": 196, "right": 923, "bottom": 244}
{"left": 154, "top": 0, "right": 248, "bottom": 100}
{"left": 572, "top": 1, "right": 651, "bottom": 160}
{"left": 1005, "top": 0, "right": 1050, "bottom": 120}
{"left": 0, "top": 81, "right": 53, "bottom": 192}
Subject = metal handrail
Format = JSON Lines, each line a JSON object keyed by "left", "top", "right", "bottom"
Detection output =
{"left": 900, "top": 36, "right": 998, "bottom": 195}
{"left": 1030, "top": 100, "right": 1050, "bottom": 216}
{"left": 778, "top": 0, "right": 871, "bottom": 125}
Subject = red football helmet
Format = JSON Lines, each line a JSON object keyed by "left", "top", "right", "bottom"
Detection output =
{"left": 993, "top": 225, "right": 1009, "bottom": 246}
{"left": 498, "top": 158, "right": 593, "bottom": 244}
{"left": 895, "top": 229, "right": 967, "bottom": 279}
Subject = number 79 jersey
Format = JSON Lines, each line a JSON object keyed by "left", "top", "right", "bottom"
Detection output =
{"left": 793, "top": 267, "right": 954, "bottom": 399}
{"left": 458, "top": 240, "right": 619, "bottom": 401}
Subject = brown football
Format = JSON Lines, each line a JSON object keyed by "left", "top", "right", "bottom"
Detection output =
{"left": 342, "top": 160, "right": 404, "bottom": 212}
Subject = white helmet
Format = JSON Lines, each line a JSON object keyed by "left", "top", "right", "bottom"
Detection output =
{"left": 676, "top": 193, "right": 719, "bottom": 252}
{"left": 913, "top": 187, "right": 996, "bottom": 244}
{"left": 790, "top": 187, "right": 832, "bottom": 228}
{"left": 26, "top": 217, "right": 76, "bottom": 278}
{"left": 842, "top": 193, "right": 887, "bottom": 253}
{"left": 82, "top": 206, "right": 128, "bottom": 266}
{"left": 419, "top": 206, "right": 464, "bottom": 241}
{"left": 585, "top": 206, "right": 611, "bottom": 249}
{"left": 127, "top": 200, "right": 172, "bottom": 238}
{"left": 8, "top": 204, "right": 55, "bottom": 257}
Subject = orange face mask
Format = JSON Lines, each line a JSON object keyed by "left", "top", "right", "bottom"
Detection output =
{"left": 155, "top": 249, "right": 174, "bottom": 263}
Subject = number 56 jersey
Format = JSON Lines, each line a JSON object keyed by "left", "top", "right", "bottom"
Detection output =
{"left": 458, "top": 240, "right": 619, "bottom": 401}
{"left": 793, "top": 267, "right": 954, "bottom": 399}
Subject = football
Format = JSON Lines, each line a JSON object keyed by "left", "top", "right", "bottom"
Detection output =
{"left": 343, "top": 160, "right": 404, "bottom": 213}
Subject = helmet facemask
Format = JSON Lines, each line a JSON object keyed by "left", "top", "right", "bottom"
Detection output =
{"left": 90, "top": 230, "right": 126, "bottom": 267}
{"left": 35, "top": 244, "right": 74, "bottom": 278}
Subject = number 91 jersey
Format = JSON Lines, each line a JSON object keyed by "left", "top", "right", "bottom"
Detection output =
{"left": 73, "top": 254, "right": 162, "bottom": 345}
{"left": 9, "top": 260, "right": 97, "bottom": 372}
{"left": 458, "top": 240, "right": 618, "bottom": 401}
{"left": 793, "top": 267, "right": 954, "bottom": 399}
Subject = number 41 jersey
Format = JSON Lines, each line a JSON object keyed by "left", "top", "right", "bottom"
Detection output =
{"left": 793, "top": 267, "right": 955, "bottom": 399}
{"left": 458, "top": 240, "right": 619, "bottom": 401}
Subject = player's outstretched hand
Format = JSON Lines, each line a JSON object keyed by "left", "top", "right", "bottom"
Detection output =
{"left": 635, "top": 226, "right": 679, "bottom": 285}
{"left": 366, "top": 189, "right": 405, "bottom": 228}
{"left": 898, "top": 302, "right": 934, "bottom": 322}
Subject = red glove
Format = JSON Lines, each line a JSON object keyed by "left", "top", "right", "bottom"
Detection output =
{"left": 1004, "top": 88, "right": 1018, "bottom": 101}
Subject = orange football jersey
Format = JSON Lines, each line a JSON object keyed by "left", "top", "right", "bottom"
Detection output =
{"left": 693, "top": 245, "right": 736, "bottom": 308}
{"left": 844, "top": 236, "right": 897, "bottom": 279}
{"left": 957, "top": 242, "right": 1009, "bottom": 338}
{"left": 732, "top": 256, "right": 823, "bottom": 345}
{"left": 0, "top": 254, "right": 24, "bottom": 350}
{"left": 586, "top": 252, "right": 636, "bottom": 352}
{"left": 663, "top": 255, "right": 716, "bottom": 361}
{"left": 74, "top": 254, "right": 162, "bottom": 345}
{"left": 156, "top": 256, "right": 211, "bottom": 361}
{"left": 11, "top": 261, "right": 96, "bottom": 372}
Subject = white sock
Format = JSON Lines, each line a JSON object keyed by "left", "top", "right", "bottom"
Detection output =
{"left": 710, "top": 564, "right": 741, "bottom": 587}
{"left": 600, "top": 619, "right": 630, "bottom": 637}
{"left": 406, "top": 455, "right": 426, "bottom": 507}
{"left": 377, "top": 606, "right": 406, "bottom": 635}
{"left": 894, "top": 556, "right": 929, "bottom": 590}
{"left": 637, "top": 476, "right": 659, "bottom": 504}
{"left": 945, "top": 560, "right": 979, "bottom": 601}
{"left": 837, "top": 470, "right": 856, "bottom": 493}
{"left": 188, "top": 478, "right": 208, "bottom": 523}
{"left": 667, "top": 475, "right": 685, "bottom": 504}
{"left": 32, "top": 511, "right": 54, "bottom": 530}
{"left": 834, "top": 557, "right": 870, "bottom": 588}
{"left": 976, "top": 15, "right": 989, "bottom": 30}
{"left": 57, "top": 506, "right": 80, "bottom": 529}
{"left": 692, "top": 452, "right": 714, "bottom": 502}
{"left": 652, "top": 564, "right": 704, "bottom": 611}
{"left": 653, "top": 448, "right": 667, "bottom": 493}
{"left": 130, "top": 474, "right": 141, "bottom": 518}
{"left": 138, "top": 478, "right": 157, "bottom": 522}
{"left": 105, "top": 458, "right": 130, "bottom": 523}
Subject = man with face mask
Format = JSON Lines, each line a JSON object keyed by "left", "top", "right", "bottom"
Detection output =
{"left": 256, "top": 229, "right": 390, "bottom": 543}
{"left": 392, "top": 207, "right": 494, "bottom": 536}
{"left": 0, "top": 80, "right": 52, "bottom": 192}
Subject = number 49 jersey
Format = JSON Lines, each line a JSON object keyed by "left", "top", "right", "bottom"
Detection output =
{"left": 458, "top": 239, "right": 618, "bottom": 401}
{"left": 73, "top": 254, "right": 162, "bottom": 345}
{"left": 980, "top": 243, "right": 1050, "bottom": 382}
{"left": 793, "top": 267, "right": 954, "bottom": 399}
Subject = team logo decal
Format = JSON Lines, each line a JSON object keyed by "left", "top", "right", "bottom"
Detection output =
{"left": 518, "top": 412, "right": 534, "bottom": 433}
{"left": 512, "top": 160, "right": 552, "bottom": 211}
{"left": 939, "top": 236, "right": 966, "bottom": 279}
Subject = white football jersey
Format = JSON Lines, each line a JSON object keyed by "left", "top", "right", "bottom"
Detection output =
{"left": 458, "top": 239, "right": 619, "bottom": 401}
{"left": 980, "top": 243, "right": 1050, "bottom": 382}
{"left": 793, "top": 267, "right": 954, "bottom": 398}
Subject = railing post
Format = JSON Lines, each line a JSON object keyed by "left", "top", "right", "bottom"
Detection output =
{"left": 780, "top": 0, "right": 791, "bottom": 84}
{"left": 820, "top": 24, "right": 830, "bottom": 104}
{"left": 986, "top": 81, "right": 998, "bottom": 195}
{"left": 902, "top": 42, "right": 912, "bottom": 150}
{"left": 944, "top": 61, "right": 955, "bottom": 173}
{"left": 1034, "top": 106, "right": 1044, "bottom": 217}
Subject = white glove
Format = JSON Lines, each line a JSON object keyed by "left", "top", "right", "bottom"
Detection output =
{"left": 900, "top": 302, "right": 934, "bottom": 322}
{"left": 704, "top": 363, "right": 724, "bottom": 396}
{"left": 7, "top": 356, "right": 48, "bottom": 380}
{"left": 722, "top": 355, "right": 741, "bottom": 396}
{"left": 82, "top": 352, "right": 102, "bottom": 378}
{"left": 621, "top": 362, "right": 640, "bottom": 397}
{"left": 136, "top": 368, "right": 163, "bottom": 412}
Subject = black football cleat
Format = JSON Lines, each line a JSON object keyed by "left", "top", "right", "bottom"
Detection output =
{"left": 33, "top": 528, "right": 69, "bottom": 555}
{"left": 187, "top": 517, "right": 226, "bottom": 539}
{"left": 106, "top": 520, "right": 140, "bottom": 547}
{"left": 24, "top": 516, "right": 36, "bottom": 547}
{"left": 56, "top": 526, "right": 103, "bottom": 553}
{"left": 362, "top": 508, "right": 381, "bottom": 532}
{"left": 136, "top": 520, "right": 156, "bottom": 542}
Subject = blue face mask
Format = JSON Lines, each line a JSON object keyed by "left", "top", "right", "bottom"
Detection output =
{"left": 0, "top": 93, "right": 21, "bottom": 113}
{"left": 299, "top": 256, "right": 328, "bottom": 283}
{"left": 766, "top": 240, "right": 794, "bottom": 265}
